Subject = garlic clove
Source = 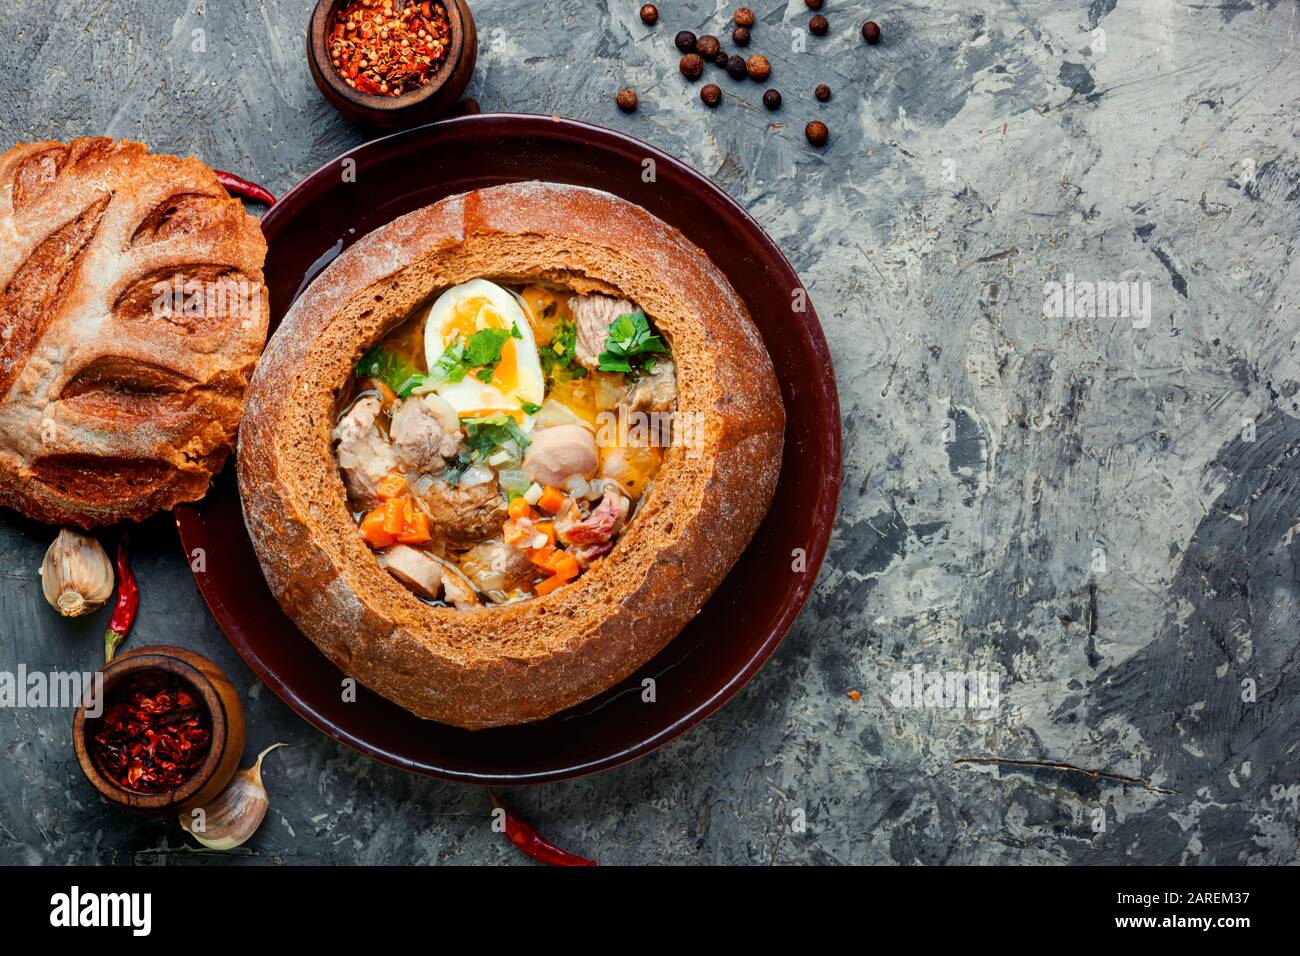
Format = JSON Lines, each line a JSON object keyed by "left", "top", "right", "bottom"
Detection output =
{"left": 180, "top": 743, "right": 287, "bottom": 851}
{"left": 40, "top": 528, "right": 114, "bottom": 618}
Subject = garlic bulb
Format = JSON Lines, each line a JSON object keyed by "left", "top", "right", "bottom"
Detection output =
{"left": 40, "top": 529, "right": 114, "bottom": 617}
{"left": 180, "top": 744, "right": 286, "bottom": 851}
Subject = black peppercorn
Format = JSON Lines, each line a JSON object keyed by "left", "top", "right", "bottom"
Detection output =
{"left": 746, "top": 54, "right": 771, "bottom": 81}
{"left": 804, "top": 0, "right": 823, "bottom": 8}
{"left": 732, "top": 26, "right": 751, "bottom": 46}
{"left": 805, "top": 120, "right": 828, "bottom": 146}
{"left": 809, "top": 15, "right": 828, "bottom": 35}
{"left": 616, "top": 88, "right": 638, "bottom": 112}
{"left": 726, "top": 55, "right": 747, "bottom": 80}
{"left": 697, "top": 34, "right": 721, "bottom": 59}
{"left": 734, "top": 6, "right": 755, "bottom": 27}
{"left": 814, "top": 83, "right": 831, "bottom": 101}
{"left": 862, "top": 20, "right": 882, "bottom": 44}
{"left": 675, "top": 30, "right": 697, "bottom": 53}
{"left": 700, "top": 83, "right": 722, "bottom": 107}
{"left": 679, "top": 53, "right": 704, "bottom": 80}
{"left": 762, "top": 88, "right": 782, "bottom": 110}
{"left": 639, "top": 4, "right": 658, "bottom": 25}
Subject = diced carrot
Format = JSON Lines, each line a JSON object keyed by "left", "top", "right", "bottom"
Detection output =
{"left": 398, "top": 508, "right": 431, "bottom": 544}
{"left": 375, "top": 472, "right": 407, "bottom": 500}
{"left": 548, "top": 552, "right": 580, "bottom": 581}
{"left": 508, "top": 497, "right": 534, "bottom": 520}
{"left": 502, "top": 518, "right": 533, "bottom": 547}
{"left": 534, "top": 521, "right": 556, "bottom": 546}
{"left": 360, "top": 507, "right": 396, "bottom": 549}
{"left": 534, "top": 574, "right": 567, "bottom": 596}
{"left": 527, "top": 544, "right": 557, "bottom": 568}
{"left": 382, "top": 496, "right": 406, "bottom": 535}
{"left": 537, "top": 486, "right": 567, "bottom": 514}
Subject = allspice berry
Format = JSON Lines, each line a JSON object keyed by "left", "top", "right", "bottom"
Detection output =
{"left": 616, "top": 88, "right": 638, "bottom": 112}
{"left": 862, "top": 20, "right": 882, "bottom": 44}
{"left": 805, "top": 120, "right": 829, "bottom": 146}
{"left": 714, "top": 50, "right": 730, "bottom": 66}
{"left": 734, "top": 6, "right": 755, "bottom": 27}
{"left": 746, "top": 54, "right": 771, "bottom": 81}
{"left": 804, "top": 0, "right": 823, "bottom": 8}
{"left": 762, "top": 88, "right": 782, "bottom": 110}
{"left": 679, "top": 53, "right": 704, "bottom": 80}
{"left": 809, "top": 15, "right": 828, "bottom": 35}
{"left": 675, "top": 30, "right": 697, "bottom": 53}
{"left": 726, "top": 55, "right": 748, "bottom": 80}
{"left": 732, "top": 26, "right": 751, "bottom": 46}
{"left": 639, "top": 4, "right": 658, "bottom": 25}
{"left": 700, "top": 83, "right": 722, "bottom": 107}
{"left": 697, "top": 34, "right": 721, "bottom": 59}
{"left": 814, "top": 83, "right": 831, "bottom": 101}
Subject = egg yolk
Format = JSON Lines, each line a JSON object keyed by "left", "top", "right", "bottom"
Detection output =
{"left": 444, "top": 296, "right": 521, "bottom": 394}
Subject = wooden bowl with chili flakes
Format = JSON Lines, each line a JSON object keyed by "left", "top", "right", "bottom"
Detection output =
{"left": 308, "top": 0, "right": 478, "bottom": 128}
{"left": 72, "top": 646, "right": 246, "bottom": 815}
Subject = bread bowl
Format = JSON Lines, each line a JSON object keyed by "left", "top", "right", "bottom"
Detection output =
{"left": 237, "top": 181, "right": 784, "bottom": 729}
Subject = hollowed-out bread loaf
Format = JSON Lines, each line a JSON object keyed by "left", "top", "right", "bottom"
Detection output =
{"left": 237, "top": 182, "right": 784, "bottom": 729}
{"left": 0, "top": 138, "right": 269, "bottom": 528}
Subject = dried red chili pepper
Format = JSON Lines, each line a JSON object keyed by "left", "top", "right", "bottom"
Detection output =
{"left": 214, "top": 170, "right": 277, "bottom": 207}
{"left": 328, "top": 0, "right": 451, "bottom": 97}
{"left": 103, "top": 533, "right": 138, "bottom": 663}
{"left": 489, "top": 792, "right": 597, "bottom": 867}
{"left": 88, "top": 671, "right": 212, "bottom": 793}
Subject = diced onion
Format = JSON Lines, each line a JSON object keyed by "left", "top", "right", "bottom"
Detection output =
{"left": 523, "top": 483, "right": 544, "bottom": 505}
{"left": 459, "top": 464, "right": 494, "bottom": 488}
{"left": 498, "top": 467, "right": 531, "bottom": 496}
{"left": 488, "top": 449, "right": 512, "bottom": 466}
{"left": 563, "top": 475, "right": 590, "bottom": 498}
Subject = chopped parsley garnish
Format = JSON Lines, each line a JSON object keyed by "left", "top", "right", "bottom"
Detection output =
{"left": 540, "top": 318, "right": 585, "bottom": 381}
{"left": 519, "top": 400, "right": 542, "bottom": 415}
{"left": 355, "top": 346, "right": 425, "bottom": 398}
{"left": 432, "top": 325, "right": 521, "bottom": 384}
{"left": 446, "top": 414, "right": 532, "bottom": 485}
{"left": 597, "top": 310, "right": 667, "bottom": 375}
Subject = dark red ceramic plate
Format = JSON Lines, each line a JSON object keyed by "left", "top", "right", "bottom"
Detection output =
{"left": 176, "top": 113, "right": 840, "bottom": 785}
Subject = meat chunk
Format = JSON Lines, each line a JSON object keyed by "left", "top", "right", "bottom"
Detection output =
{"left": 570, "top": 293, "right": 637, "bottom": 370}
{"left": 390, "top": 394, "right": 462, "bottom": 472}
{"left": 416, "top": 478, "right": 507, "bottom": 546}
{"left": 333, "top": 394, "right": 396, "bottom": 508}
{"left": 624, "top": 358, "right": 677, "bottom": 413}
{"left": 460, "top": 539, "right": 533, "bottom": 597}
{"left": 378, "top": 545, "right": 442, "bottom": 599}
{"left": 523, "top": 424, "right": 598, "bottom": 487}
{"left": 441, "top": 568, "right": 480, "bottom": 609}
{"left": 557, "top": 490, "right": 630, "bottom": 565}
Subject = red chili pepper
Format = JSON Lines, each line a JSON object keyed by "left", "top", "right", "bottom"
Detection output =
{"left": 489, "top": 792, "right": 597, "bottom": 867}
{"left": 214, "top": 170, "right": 277, "bottom": 207}
{"left": 104, "top": 533, "right": 139, "bottom": 663}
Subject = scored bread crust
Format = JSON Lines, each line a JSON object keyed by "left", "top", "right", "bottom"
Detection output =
{"left": 238, "top": 182, "right": 785, "bottom": 729}
{"left": 0, "top": 138, "right": 269, "bottom": 528}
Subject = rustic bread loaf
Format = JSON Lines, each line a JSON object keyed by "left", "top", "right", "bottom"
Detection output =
{"left": 0, "top": 138, "right": 269, "bottom": 528}
{"left": 238, "top": 182, "right": 784, "bottom": 729}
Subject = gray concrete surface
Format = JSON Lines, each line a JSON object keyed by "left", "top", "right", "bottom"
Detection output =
{"left": 3, "top": 0, "right": 1300, "bottom": 864}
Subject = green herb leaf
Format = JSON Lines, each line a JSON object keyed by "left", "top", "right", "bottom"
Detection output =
{"left": 356, "top": 345, "right": 424, "bottom": 396}
{"left": 540, "top": 319, "right": 580, "bottom": 381}
{"left": 597, "top": 310, "right": 666, "bottom": 374}
{"left": 519, "top": 400, "right": 542, "bottom": 415}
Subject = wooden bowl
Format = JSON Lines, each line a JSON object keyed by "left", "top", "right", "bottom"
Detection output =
{"left": 72, "top": 646, "right": 246, "bottom": 814}
{"left": 307, "top": 0, "right": 478, "bottom": 128}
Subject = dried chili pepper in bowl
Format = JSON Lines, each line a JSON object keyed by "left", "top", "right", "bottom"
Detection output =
{"left": 73, "top": 646, "right": 247, "bottom": 815}
{"left": 307, "top": 0, "right": 479, "bottom": 129}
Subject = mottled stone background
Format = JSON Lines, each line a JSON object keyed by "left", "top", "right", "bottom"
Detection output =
{"left": 3, "top": 0, "right": 1299, "bottom": 864}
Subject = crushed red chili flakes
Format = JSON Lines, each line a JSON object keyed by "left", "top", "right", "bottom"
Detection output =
{"left": 87, "top": 671, "right": 212, "bottom": 794}
{"left": 329, "top": 0, "right": 451, "bottom": 97}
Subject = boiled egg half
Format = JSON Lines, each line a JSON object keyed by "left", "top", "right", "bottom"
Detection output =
{"left": 423, "top": 279, "right": 545, "bottom": 427}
